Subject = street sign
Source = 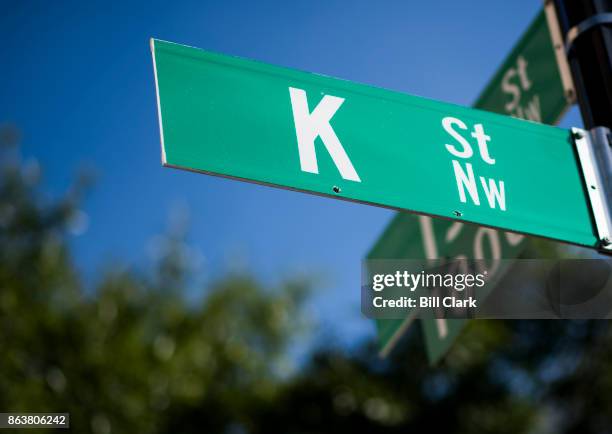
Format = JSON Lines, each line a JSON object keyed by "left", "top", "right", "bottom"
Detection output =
{"left": 370, "top": 214, "right": 524, "bottom": 360}
{"left": 151, "top": 39, "right": 593, "bottom": 249}
{"left": 369, "top": 6, "right": 576, "bottom": 363}
{"left": 474, "top": 8, "right": 574, "bottom": 124}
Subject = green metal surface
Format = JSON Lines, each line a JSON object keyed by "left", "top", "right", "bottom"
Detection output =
{"left": 421, "top": 318, "right": 467, "bottom": 365}
{"left": 474, "top": 10, "right": 569, "bottom": 124}
{"left": 152, "top": 39, "right": 593, "bottom": 249}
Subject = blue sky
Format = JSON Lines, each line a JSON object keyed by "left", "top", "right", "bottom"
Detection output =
{"left": 2, "top": 1, "right": 582, "bottom": 345}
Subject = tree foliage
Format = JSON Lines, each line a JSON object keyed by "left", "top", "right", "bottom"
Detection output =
{"left": 1, "top": 127, "right": 612, "bottom": 433}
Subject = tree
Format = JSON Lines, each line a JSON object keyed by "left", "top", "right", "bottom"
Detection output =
{"left": 2, "top": 125, "right": 612, "bottom": 433}
{"left": 0, "top": 126, "right": 309, "bottom": 433}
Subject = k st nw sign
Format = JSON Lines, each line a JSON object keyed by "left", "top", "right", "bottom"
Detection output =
{"left": 152, "top": 39, "right": 596, "bottom": 250}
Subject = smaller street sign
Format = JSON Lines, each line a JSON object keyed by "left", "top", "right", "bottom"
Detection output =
{"left": 475, "top": 8, "right": 574, "bottom": 125}
{"left": 370, "top": 214, "right": 524, "bottom": 360}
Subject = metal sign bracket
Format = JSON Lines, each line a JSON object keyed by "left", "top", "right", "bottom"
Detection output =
{"left": 565, "top": 13, "right": 612, "bottom": 53}
{"left": 573, "top": 126, "right": 612, "bottom": 253}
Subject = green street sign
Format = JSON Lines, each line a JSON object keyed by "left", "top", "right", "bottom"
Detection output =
{"left": 474, "top": 8, "right": 574, "bottom": 124}
{"left": 421, "top": 317, "right": 466, "bottom": 366}
{"left": 152, "top": 39, "right": 593, "bottom": 249}
{"left": 370, "top": 214, "right": 524, "bottom": 360}
{"left": 370, "top": 7, "right": 575, "bottom": 363}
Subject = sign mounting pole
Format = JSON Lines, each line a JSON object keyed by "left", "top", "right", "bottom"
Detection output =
{"left": 553, "top": 0, "right": 612, "bottom": 252}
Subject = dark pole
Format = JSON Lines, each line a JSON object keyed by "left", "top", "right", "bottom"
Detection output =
{"left": 552, "top": 0, "right": 612, "bottom": 252}
{"left": 552, "top": 0, "right": 612, "bottom": 130}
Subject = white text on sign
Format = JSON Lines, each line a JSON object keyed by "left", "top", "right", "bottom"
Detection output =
{"left": 442, "top": 117, "right": 506, "bottom": 211}
{"left": 289, "top": 87, "right": 361, "bottom": 182}
{"left": 502, "top": 56, "right": 541, "bottom": 122}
